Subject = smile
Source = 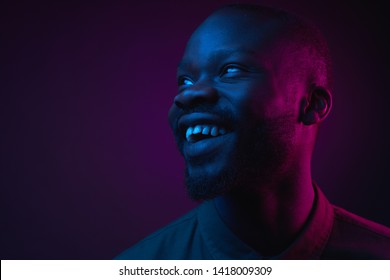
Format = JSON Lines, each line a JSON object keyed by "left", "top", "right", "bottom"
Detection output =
{"left": 177, "top": 113, "right": 234, "bottom": 159}
{"left": 186, "top": 124, "right": 227, "bottom": 142}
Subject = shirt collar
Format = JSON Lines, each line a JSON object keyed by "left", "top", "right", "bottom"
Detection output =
{"left": 278, "top": 182, "right": 334, "bottom": 259}
{"left": 198, "top": 197, "right": 262, "bottom": 259}
{"left": 197, "top": 182, "right": 334, "bottom": 259}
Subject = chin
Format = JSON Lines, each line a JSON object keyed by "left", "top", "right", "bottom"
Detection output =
{"left": 185, "top": 167, "right": 236, "bottom": 201}
{"left": 184, "top": 151, "right": 248, "bottom": 201}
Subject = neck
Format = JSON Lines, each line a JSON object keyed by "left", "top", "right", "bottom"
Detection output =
{"left": 213, "top": 160, "right": 314, "bottom": 257}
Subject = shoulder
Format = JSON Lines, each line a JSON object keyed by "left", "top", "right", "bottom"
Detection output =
{"left": 324, "top": 205, "right": 390, "bottom": 259}
{"left": 334, "top": 206, "right": 390, "bottom": 238}
{"left": 114, "top": 206, "right": 203, "bottom": 260}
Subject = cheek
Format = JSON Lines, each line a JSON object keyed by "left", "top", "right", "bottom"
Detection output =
{"left": 248, "top": 85, "right": 299, "bottom": 121}
{"left": 245, "top": 92, "right": 287, "bottom": 120}
{"left": 235, "top": 78, "right": 283, "bottom": 118}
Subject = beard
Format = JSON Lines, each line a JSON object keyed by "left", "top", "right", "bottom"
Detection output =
{"left": 184, "top": 113, "right": 296, "bottom": 201}
{"left": 185, "top": 158, "right": 242, "bottom": 201}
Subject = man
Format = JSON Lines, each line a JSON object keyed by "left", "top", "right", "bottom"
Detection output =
{"left": 116, "top": 4, "right": 390, "bottom": 259}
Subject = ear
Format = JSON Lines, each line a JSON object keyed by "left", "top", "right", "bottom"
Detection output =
{"left": 300, "top": 86, "right": 332, "bottom": 125}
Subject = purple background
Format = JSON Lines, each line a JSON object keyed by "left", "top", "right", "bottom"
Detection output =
{"left": 1, "top": 0, "right": 390, "bottom": 259}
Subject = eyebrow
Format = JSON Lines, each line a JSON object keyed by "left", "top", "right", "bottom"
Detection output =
{"left": 177, "top": 48, "right": 257, "bottom": 70}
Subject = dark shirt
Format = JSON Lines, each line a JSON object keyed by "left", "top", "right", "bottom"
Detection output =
{"left": 116, "top": 184, "right": 390, "bottom": 259}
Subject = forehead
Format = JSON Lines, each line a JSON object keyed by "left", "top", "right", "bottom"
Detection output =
{"left": 181, "top": 10, "right": 286, "bottom": 64}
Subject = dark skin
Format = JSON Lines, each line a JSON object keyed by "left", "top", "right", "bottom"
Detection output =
{"left": 168, "top": 8, "right": 332, "bottom": 256}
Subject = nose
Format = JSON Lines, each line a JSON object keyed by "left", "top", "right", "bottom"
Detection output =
{"left": 174, "top": 82, "right": 218, "bottom": 109}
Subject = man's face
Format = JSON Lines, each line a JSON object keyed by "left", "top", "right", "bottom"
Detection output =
{"left": 168, "top": 11, "right": 302, "bottom": 200}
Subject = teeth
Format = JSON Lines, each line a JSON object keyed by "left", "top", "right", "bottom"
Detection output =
{"left": 193, "top": 125, "right": 202, "bottom": 134}
{"left": 211, "top": 126, "right": 218, "bottom": 136}
{"left": 202, "top": 126, "right": 210, "bottom": 135}
{"left": 185, "top": 124, "right": 228, "bottom": 142}
{"left": 185, "top": 127, "right": 194, "bottom": 140}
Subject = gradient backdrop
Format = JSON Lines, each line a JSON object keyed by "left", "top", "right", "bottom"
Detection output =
{"left": 2, "top": 0, "right": 390, "bottom": 259}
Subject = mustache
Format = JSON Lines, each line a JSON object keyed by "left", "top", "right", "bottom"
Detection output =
{"left": 175, "top": 104, "right": 236, "bottom": 125}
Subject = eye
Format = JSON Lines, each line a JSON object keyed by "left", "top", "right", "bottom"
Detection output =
{"left": 178, "top": 76, "right": 194, "bottom": 86}
{"left": 220, "top": 65, "right": 247, "bottom": 77}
